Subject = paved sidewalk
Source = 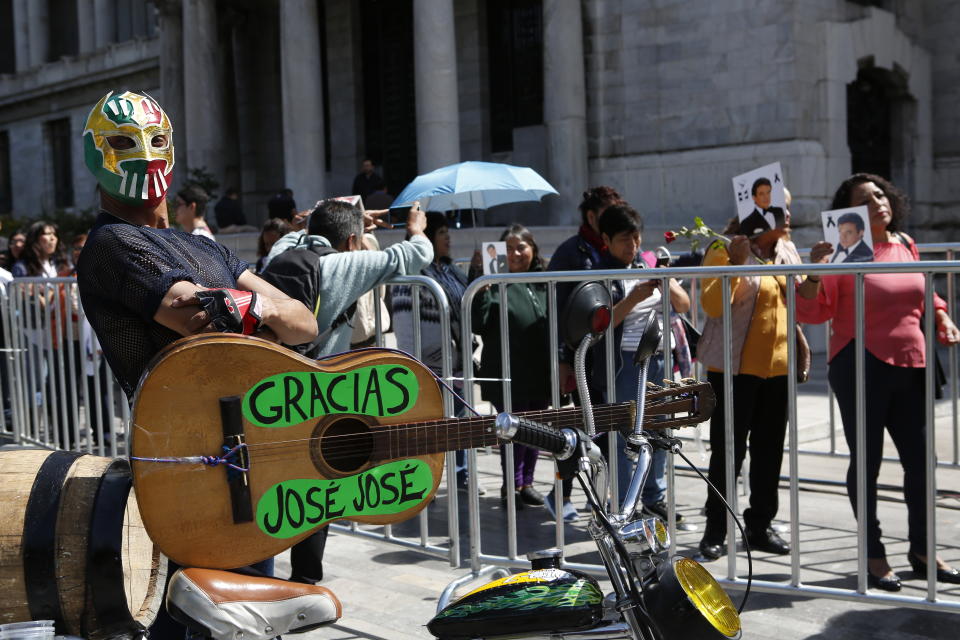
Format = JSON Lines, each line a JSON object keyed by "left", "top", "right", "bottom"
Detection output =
{"left": 281, "top": 371, "right": 959, "bottom": 639}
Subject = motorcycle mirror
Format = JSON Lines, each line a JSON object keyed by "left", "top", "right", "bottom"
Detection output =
{"left": 633, "top": 309, "right": 661, "bottom": 365}
{"left": 560, "top": 281, "right": 612, "bottom": 350}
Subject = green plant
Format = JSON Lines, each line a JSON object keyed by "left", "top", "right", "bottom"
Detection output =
{"left": 185, "top": 166, "right": 220, "bottom": 201}
{"left": 0, "top": 208, "right": 97, "bottom": 243}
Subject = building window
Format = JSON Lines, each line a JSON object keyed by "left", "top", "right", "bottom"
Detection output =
{"left": 0, "top": 0, "right": 15, "bottom": 73}
{"left": 487, "top": 0, "right": 543, "bottom": 152}
{"left": 360, "top": 0, "right": 417, "bottom": 198}
{"left": 115, "top": 0, "right": 157, "bottom": 43}
{"left": 48, "top": 0, "right": 79, "bottom": 61}
{"left": 0, "top": 131, "right": 12, "bottom": 214}
{"left": 45, "top": 119, "right": 74, "bottom": 209}
{"left": 847, "top": 65, "right": 907, "bottom": 181}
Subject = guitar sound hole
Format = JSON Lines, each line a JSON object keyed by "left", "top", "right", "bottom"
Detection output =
{"left": 315, "top": 417, "right": 374, "bottom": 474}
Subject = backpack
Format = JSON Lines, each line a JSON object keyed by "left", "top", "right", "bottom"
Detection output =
{"left": 260, "top": 240, "right": 356, "bottom": 358}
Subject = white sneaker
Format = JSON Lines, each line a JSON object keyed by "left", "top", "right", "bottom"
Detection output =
{"left": 561, "top": 501, "right": 579, "bottom": 523}
{"left": 545, "top": 491, "right": 579, "bottom": 523}
{"left": 544, "top": 490, "right": 558, "bottom": 520}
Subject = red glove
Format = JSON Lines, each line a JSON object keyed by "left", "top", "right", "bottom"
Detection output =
{"left": 195, "top": 288, "right": 263, "bottom": 335}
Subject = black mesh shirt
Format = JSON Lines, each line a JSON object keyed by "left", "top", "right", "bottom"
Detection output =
{"left": 77, "top": 211, "right": 249, "bottom": 399}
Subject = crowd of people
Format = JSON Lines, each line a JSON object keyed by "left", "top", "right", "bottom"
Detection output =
{"left": 1, "top": 90, "right": 958, "bottom": 621}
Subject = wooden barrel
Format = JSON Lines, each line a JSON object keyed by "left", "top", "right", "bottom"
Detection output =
{"left": 0, "top": 450, "right": 167, "bottom": 638}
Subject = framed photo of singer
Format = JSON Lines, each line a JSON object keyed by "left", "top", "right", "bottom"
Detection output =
{"left": 732, "top": 162, "right": 787, "bottom": 238}
{"left": 482, "top": 242, "right": 507, "bottom": 275}
{"left": 820, "top": 206, "right": 874, "bottom": 263}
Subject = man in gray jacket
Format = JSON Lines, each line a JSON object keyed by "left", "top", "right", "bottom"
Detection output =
{"left": 261, "top": 198, "right": 431, "bottom": 357}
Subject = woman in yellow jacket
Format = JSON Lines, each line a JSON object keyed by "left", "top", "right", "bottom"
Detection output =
{"left": 695, "top": 211, "right": 800, "bottom": 561}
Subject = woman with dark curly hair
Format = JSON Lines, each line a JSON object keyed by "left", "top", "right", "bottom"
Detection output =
{"left": 798, "top": 173, "right": 960, "bottom": 591}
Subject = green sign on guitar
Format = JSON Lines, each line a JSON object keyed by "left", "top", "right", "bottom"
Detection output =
{"left": 243, "top": 364, "right": 419, "bottom": 427}
{"left": 256, "top": 459, "right": 434, "bottom": 538}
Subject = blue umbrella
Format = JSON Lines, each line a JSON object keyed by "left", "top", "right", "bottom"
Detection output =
{"left": 391, "top": 161, "right": 557, "bottom": 212}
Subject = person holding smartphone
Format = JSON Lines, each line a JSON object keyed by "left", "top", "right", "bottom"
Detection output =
{"left": 597, "top": 205, "right": 690, "bottom": 518}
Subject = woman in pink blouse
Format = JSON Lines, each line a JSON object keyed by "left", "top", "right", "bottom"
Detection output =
{"left": 798, "top": 173, "right": 960, "bottom": 591}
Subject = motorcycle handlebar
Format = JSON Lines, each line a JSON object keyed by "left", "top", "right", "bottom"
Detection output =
{"left": 494, "top": 413, "right": 576, "bottom": 460}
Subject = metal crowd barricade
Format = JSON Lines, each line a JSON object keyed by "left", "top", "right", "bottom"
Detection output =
{"left": 456, "top": 259, "right": 960, "bottom": 614}
{"left": 0, "top": 277, "right": 124, "bottom": 455}
{"left": 5, "top": 258, "right": 959, "bottom": 611}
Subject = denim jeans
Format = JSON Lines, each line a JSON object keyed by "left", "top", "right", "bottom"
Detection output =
{"left": 614, "top": 352, "right": 666, "bottom": 506}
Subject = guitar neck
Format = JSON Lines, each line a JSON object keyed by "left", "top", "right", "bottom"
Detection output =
{"left": 374, "top": 403, "right": 634, "bottom": 461}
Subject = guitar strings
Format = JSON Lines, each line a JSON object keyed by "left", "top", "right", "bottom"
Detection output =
{"left": 255, "top": 402, "right": 700, "bottom": 459}
{"left": 130, "top": 406, "right": 631, "bottom": 467}
{"left": 131, "top": 396, "right": 702, "bottom": 467}
{"left": 131, "top": 405, "right": 627, "bottom": 458}
{"left": 245, "top": 407, "right": 627, "bottom": 461}
{"left": 246, "top": 403, "right": 687, "bottom": 463}
{"left": 243, "top": 405, "right": 699, "bottom": 465}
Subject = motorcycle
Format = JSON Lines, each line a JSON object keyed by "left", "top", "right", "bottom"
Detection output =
{"left": 426, "top": 281, "right": 747, "bottom": 640}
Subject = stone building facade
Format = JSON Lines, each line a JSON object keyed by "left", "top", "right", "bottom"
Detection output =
{"left": 0, "top": 0, "right": 956, "bottom": 241}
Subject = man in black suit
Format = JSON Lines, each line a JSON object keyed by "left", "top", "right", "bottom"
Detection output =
{"left": 739, "top": 177, "right": 785, "bottom": 237}
{"left": 831, "top": 212, "right": 873, "bottom": 263}
{"left": 486, "top": 243, "right": 505, "bottom": 274}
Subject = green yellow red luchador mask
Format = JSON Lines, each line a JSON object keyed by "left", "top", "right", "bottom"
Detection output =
{"left": 83, "top": 91, "right": 174, "bottom": 207}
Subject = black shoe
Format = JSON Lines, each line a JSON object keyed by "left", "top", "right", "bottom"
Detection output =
{"left": 698, "top": 538, "right": 726, "bottom": 561}
{"left": 500, "top": 485, "right": 523, "bottom": 509}
{"left": 642, "top": 500, "right": 684, "bottom": 525}
{"left": 867, "top": 571, "right": 902, "bottom": 592}
{"left": 519, "top": 485, "right": 544, "bottom": 506}
{"left": 745, "top": 527, "right": 790, "bottom": 555}
{"left": 907, "top": 551, "right": 960, "bottom": 584}
{"left": 457, "top": 472, "right": 486, "bottom": 496}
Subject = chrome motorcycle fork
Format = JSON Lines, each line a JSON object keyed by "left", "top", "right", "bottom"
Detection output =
{"left": 576, "top": 448, "right": 650, "bottom": 640}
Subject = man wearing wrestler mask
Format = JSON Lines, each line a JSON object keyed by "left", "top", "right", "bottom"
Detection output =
{"left": 77, "top": 89, "right": 318, "bottom": 634}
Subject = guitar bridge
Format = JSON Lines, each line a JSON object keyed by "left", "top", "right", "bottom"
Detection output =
{"left": 220, "top": 396, "right": 254, "bottom": 524}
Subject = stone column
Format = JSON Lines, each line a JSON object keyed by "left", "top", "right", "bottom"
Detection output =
{"left": 26, "top": 0, "right": 48, "bottom": 67}
{"left": 413, "top": 0, "right": 460, "bottom": 172}
{"left": 543, "top": 0, "right": 588, "bottom": 224}
{"left": 157, "top": 0, "right": 185, "bottom": 185}
{"left": 181, "top": 0, "right": 226, "bottom": 186}
{"left": 279, "top": 0, "right": 326, "bottom": 202}
{"left": 93, "top": 0, "right": 112, "bottom": 48}
{"left": 76, "top": 0, "right": 95, "bottom": 54}
{"left": 12, "top": 0, "right": 30, "bottom": 71}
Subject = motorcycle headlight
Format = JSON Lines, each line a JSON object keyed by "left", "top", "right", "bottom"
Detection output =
{"left": 644, "top": 556, "right": 741, "bottom": 639}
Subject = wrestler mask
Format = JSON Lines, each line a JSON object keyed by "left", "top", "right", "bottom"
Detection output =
{"left": 83, "top": 91, "right": 174, "bottom": 207}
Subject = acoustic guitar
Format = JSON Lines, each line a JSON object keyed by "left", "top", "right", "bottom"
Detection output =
{"left": 131, "top": 334, "right": 713, "bottom": 569}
